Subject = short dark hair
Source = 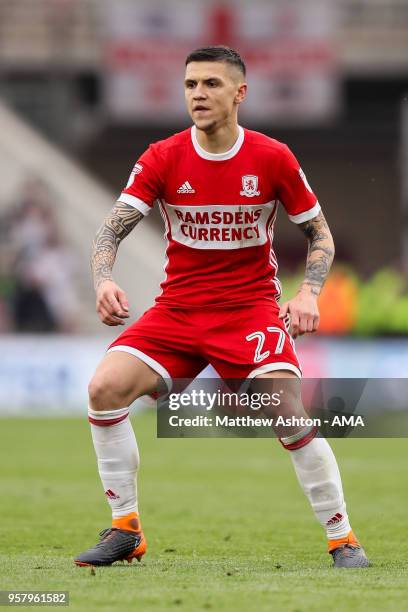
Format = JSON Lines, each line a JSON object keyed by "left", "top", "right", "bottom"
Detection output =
{"left": 185, "top": 46, "right": 246, "bottom": 77}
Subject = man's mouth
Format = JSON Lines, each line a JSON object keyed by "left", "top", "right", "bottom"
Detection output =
{"left": 193, "top": 106, "right": 210, "bottom": 112}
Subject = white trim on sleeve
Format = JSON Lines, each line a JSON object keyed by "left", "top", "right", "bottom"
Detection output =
{"left": 107, "top": 345, "right": 172, "bottom": 392}
{"left": 117, "top": 193, "right": 152, "bottom": 216}
{"left": 288, "top": 201, "right": 321, "bottom": 224}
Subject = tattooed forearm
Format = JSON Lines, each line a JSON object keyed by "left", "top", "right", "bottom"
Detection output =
{"left": 298, "top": 211, "right": 335, "bottom": 295}
{"left": 91, "top": 202, "right": 144, "bottom": 290}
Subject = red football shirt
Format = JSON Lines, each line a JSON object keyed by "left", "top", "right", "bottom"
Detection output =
{"left": 118, "top": 126, "right": 320, "bottom": 308}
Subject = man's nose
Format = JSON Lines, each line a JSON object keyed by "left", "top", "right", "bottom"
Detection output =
{"left": 193, "top": 85, "right": 207, "bottom": 99}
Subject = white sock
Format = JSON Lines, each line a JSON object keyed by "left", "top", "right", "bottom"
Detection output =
{"left": 288, "top": 437, "right": 351, "bottom": 540}
{"left": 88, "top": 406, "right": 139, "bottom": 519}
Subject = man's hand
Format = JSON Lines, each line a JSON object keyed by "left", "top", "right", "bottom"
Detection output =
{"left": 91, "top": 203, "right": 144, "bottom": 325}
{"left": 96, "top": 280, "right": 130, "bottom": 326}
{"left": 279, "top": 286, "right": 320, "bottom": 338}
{"left": 280, "top": 210, "right": 334, "bottom": 338}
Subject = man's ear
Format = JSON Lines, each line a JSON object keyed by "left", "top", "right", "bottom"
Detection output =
{"left": 235, "top": 82, "right": 247, "bottom": 105}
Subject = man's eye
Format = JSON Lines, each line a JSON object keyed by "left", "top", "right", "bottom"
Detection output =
{"left": 208, "top": 81, "right": 217, "bottom": 87}
{"left": 186, "top": 82, "right": 195, "bottom": 89}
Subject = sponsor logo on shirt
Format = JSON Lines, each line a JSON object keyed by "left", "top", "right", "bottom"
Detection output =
{"left": 163, "top": 202, "right": 275, "bottom": 250}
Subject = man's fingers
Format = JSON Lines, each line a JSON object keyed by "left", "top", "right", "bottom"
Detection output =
{"left": 107, "top": 294, "right": 122, "bottom": 312}
{"left": 95, "top": 281, "right": 130, "bottom": 320}
{"left": 290, "top": 311, "right": 300, "bottom": 337}
{"left": 95, "top": 281, "right": 129, "bottom": 326}
{"left": 117, "top": 289, "right": 129, "bottom": 313}
{"left": 298, "top": 316, "right": 307, "bottom": 335}
{"left": 98, "top": 299, "right": 119, "bottom": 319}
{"left": 282, "top": 296, "right": 320, "bottom": 337}
{"left": 102, "top": 294, "right": 129, "bottom": 318}
{"left": 98, "top": 305, "right": 125, "bottom": 326}
{"left": 306, "top": 317, "right": 314, "bottom": 333}
{"left": 279, "top": 302, "right": 289, "bottom": 318}
{"left": 297, "top": 315, "right": 312, "bottom": 335}
{"left": 98, "top": 292, "right": 119, "bottom": 311}
{"left": 298, "top": 313, "right": 318, "bottom": 335}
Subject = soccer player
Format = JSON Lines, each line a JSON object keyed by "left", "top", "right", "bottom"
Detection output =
{"left": 74, "top": 46, "right": 368, "bottom": 568}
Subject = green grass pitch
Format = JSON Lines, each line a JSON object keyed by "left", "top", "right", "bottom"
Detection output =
{"left": 0, "top": 414, "right": 407, "bottom": 611}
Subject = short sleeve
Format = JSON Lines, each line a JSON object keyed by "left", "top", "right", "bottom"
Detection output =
{"left": 117, "top": 144, "right": 164, "bottom": 216}
{"left": 277, "top": 145, "right": 321, "bottom": 224}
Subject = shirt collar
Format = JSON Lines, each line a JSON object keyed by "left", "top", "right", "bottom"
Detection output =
{"left": 191, "top": 125, "right": 244, "bottom": 161}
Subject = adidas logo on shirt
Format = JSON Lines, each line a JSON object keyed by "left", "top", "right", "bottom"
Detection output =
{"left": 177, "top": 181, "right": 195, "bottom": 194}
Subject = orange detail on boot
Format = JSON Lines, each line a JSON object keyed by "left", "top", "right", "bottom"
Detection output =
{"left": 112, "top": 512, "right": 147, "bottom": 562}
{"left": 127, "top": 533, "right": 147, "bottom": 563}
{"left": 328, "top": 530, "right": 360, "bottom": 552}
{"left": 112, "top": 512, "right": 141, "bottom": 533}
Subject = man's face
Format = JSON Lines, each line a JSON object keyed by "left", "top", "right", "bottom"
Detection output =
{"left": 184, "top": 61, "right": 247, "bottom": 133}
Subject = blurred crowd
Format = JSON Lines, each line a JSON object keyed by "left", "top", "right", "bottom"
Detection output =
{"left": 0, "top": 178, "right": 80, "bottom": 333}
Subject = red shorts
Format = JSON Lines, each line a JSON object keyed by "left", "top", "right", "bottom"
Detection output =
{"left": 108, "top": 303, "right": 301, "bottom": 389}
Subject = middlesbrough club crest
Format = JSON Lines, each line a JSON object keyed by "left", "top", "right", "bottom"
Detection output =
{"left": 240, "top": 175, "right": 260, "bottom": 197}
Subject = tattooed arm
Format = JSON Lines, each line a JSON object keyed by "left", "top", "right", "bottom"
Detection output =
{"left": 298, "top": 211, "right": 335, "bottom": 296}
{"left": 279, "top": 211, "right": 335, "bottom": 337}
{"left": 91, "top": 202, "right": 144, "bottom": 326}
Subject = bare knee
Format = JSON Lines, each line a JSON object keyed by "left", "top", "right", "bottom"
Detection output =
{"left": 88, "top": 373, "right": 139, "bottom": 411}
{"left": 88, "top": 351, "right": 160, "bottom": 411}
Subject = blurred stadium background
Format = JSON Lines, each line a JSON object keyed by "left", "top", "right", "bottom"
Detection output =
{"left": 0, "top": 0, "right": 407, "bottom": 415}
